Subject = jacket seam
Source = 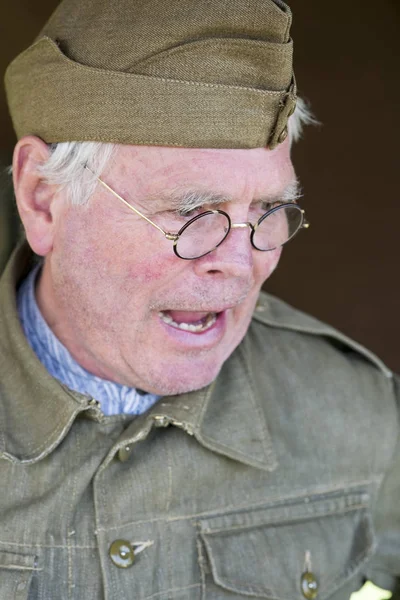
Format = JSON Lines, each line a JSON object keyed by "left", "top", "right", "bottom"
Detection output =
{"left": 200, "top": 502, "right": 370, "bottom": 535}
{"left": 92, "top": 479, "right": 378, "bottom": 532}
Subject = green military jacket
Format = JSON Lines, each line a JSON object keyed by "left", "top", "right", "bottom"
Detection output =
{"left": 1, "top": 243, "right": 400, "bottom": 600}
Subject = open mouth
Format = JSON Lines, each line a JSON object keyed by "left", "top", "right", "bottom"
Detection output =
{"left": 158, "top": 310, "right": 218, "bottom": 333}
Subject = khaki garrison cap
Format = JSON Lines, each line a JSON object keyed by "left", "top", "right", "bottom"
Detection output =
{"left": 4, "top": 0, "right": 296, "bottom": 149}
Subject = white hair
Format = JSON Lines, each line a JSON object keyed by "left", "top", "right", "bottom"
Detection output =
{"left": 37, "top": 141, "right": 116, "bottom": 206}
{"left": 25, "top": 98, "right": 316, "bottom": 206}
{"left": 288, "top": 97, "right": 317, "bottom": 145}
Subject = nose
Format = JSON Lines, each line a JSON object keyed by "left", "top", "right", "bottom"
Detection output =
{"left": 192, "top": 224, "right": 254, "bottom": 279}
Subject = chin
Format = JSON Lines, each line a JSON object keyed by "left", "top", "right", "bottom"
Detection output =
{"left": 148, "top": 360, "right": 224, "bottom": 397}
{"left": 148, "top": 332, "right": 248, "bottom": 396}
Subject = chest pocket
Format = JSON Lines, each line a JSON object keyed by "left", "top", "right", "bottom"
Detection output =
{"left": 197, "top": 490, "right": 374, "bottom": 599}
{"left": 0, "top": 551, "right": 38, "bottom": 600}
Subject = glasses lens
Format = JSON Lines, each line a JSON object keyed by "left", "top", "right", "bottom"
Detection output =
{"left": 175, "top": 211, "right": 230, "bottom": 259}
{"left": 252, "top": 204, "right": 303, "bottom": 251}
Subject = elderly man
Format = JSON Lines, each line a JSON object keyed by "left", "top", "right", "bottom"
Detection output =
{"left": 1, "top": 0, "right": 399, "bottom": 599}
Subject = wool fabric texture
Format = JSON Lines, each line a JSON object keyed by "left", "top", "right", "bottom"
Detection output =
{"left": 4, "top": 0, "right": 296, "bottom": 149}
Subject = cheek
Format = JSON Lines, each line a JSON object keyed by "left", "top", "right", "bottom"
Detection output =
{"left": 254, "top": 248, "right": 282, "bottom": 284}
{"left": 122, "top": 250, "right": 182, "bottom": 286}
{"left": 57, "top": 208, "right": 181, "bottom": 285}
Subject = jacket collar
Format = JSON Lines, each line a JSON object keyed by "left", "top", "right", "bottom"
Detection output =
{"left": 0, "top": 243, "right": 277, "bottom": 471}
{"left": 111, "top": 343, "right": 277, "bottom": 471}
{"left": 0, "top": 243, "right": 99, "bottom": 463}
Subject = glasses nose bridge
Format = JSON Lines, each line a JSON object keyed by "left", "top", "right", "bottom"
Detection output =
{"left": 199, "top": 217, "right": 254, "bottom": 275}
{"left": 230, "top": 221, "right": 252, "bottom": 230}
{"left": 217, "top": 219, "right": 254, "bottom": 255}
{"left": 227, "top": 220, "right": 253, "bottom": 245}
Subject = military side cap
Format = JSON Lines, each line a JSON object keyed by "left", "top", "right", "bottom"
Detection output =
{"left": 4, "top": 0, "right": 296, "bottom": 149}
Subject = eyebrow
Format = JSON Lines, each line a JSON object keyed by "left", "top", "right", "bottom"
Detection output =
{"left": 151, "top": 178, "right": 303, "bottom": 214}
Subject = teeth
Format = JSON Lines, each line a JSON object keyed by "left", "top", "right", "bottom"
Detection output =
{"left": 158, "top": 311, "right": 217, "bottom": 332}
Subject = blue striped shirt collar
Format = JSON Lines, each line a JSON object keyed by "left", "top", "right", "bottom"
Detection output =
{"left": 17, "top": 264, "right": 160, "bottom": 416}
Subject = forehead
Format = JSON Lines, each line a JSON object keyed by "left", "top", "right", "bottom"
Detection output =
{"left": 112, "top": 142, "right": 295, "bottom": 201}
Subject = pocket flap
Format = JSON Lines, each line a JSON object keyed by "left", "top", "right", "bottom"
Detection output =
{"left": 0, "top": 551, "right": 36, "bottom": 570}
{"left": 0, "top": 551, "right": 37, "bottom": 600}
{"left": 199, "top": 491, "right": 375, "bottom": 599}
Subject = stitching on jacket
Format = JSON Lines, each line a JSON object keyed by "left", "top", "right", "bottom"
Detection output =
{"left": 0, "top": 541, "right": 97, "bottom": 549}
{"left": 238, "top": 343, "right": 277, "bottom": 467}
{"left": 196, "top": 379, "right": 217, "bottom": 429}
{"left": 142, "top": 584, "right": 201, "bottom": 600}
{"left": 0, "top": 565, "right": 43, "bottom": 572}
{"left": 6, "top": 408, "right": 79, "bottom": 459}
{"left": 67, "top": 433, "right": 80, "bottom": 599}
{"left": 165, "top": 463, "right": 173, "bottom": 514}
{"left": 90, "top": 478, "right": 379, "bottom": 532}
{"left": 197, "top": 433, "right": 265, "bottom": 464}
{"left": 201, "top": 513, "right": 374, "bottom": 599}
{"left": 323, "top": 517, "right": 376, "bottom": 593}
{"left": 203, "top": 534, "right": 277, "bottom": 598}
{"left": 166, "top": 522, "right": 174, "bottom": 599}
{"left": 196, "top": 535, "right": 207, "bottom": 600}
{"left": 200, "top": 503, "right": 369, "bottom": 535}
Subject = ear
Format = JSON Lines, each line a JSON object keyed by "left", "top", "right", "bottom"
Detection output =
{"left": 13, "top": 136, "right": 59, "bottom": 257}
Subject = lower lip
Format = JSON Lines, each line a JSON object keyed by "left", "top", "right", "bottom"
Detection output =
{"left": 157, "top": 311, "right": 227, "bottom": 348}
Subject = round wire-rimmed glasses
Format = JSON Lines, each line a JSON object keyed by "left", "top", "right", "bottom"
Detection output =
{"left": 85, "top": 165, "right": 309, "bottom": 260}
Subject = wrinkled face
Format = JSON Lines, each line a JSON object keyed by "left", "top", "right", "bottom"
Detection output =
{"left": 41, "top": 142, "right": 296, "bottom": 395}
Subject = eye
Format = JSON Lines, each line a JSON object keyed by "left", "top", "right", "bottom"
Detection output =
{"left": 260, "top": 201, "right": 283, "bottom": 212}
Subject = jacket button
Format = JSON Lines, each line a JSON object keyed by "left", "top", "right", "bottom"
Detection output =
{"left": 301, "top": 571, "right": 319, "bottom": 599}
{"left": 117, "top": 445, "right": 132, "bottom": 462}
{"left": 109, "top": 540, "right": 135, "bottom": 568}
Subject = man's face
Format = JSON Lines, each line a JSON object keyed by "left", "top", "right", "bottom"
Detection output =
{"left": 41, "top": 141, "right": 296, "bottom": 395}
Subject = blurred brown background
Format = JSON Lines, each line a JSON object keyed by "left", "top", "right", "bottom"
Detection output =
{"left": 1, "top": 0, "right": 399, "bottom": 370}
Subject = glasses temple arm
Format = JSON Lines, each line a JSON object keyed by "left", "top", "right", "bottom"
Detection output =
{"left": 83, "top": 164, "right": 170, "bottom": 237}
